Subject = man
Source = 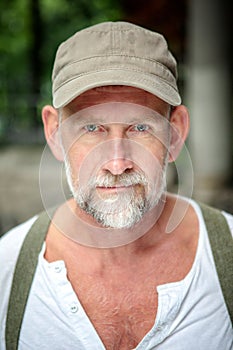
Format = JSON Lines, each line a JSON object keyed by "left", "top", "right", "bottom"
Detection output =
{"left": 0, "top": 21, "right": 232, "bottom": 349}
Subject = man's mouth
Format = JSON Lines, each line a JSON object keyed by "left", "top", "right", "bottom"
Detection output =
{"left": 96, "top": 184, "right": 134, "bottom": 192}
{"left": 95, "top": 183, "right": 146, "bottom": 198}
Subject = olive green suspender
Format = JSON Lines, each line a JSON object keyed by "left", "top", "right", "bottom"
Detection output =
{"left": 5, "top": 203, "right": 233, "bottom": 349}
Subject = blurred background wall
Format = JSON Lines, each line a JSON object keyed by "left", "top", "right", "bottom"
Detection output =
{"left": 0, "top": 0, "right": 232, "bottom": 235}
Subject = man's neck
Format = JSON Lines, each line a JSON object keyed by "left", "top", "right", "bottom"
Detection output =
{"left": 53, "top": 194, "right": 167, "bottom": 247}
{"left": 45, "top": 193, "right": 186, "bottom": 265}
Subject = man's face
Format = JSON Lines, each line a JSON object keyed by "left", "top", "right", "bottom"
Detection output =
{"left": 59, "top": 86, "right": 170, "bottom": 229}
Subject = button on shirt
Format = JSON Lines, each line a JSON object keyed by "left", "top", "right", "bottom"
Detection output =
{"left": 0, "top": 200, "right": 232, "bottom": 349}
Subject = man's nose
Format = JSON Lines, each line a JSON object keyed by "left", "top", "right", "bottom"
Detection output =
{"left": 102, "top": 138, "right": 134, "bottom": 175}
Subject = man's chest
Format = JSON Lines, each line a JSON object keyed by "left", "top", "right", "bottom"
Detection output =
{"left": 64, "top": 241, "right": 198, "bottom": 350}
{"left": 21, "top": 256, "right": 232, "bottom": 350}
{"left": 44, "top": 208, "right": 199, "bottom": 349}
{"left": 70, "top": 274, "right": 158, "bottom": 350}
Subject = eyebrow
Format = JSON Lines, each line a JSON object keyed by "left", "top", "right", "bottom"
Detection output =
{"left": 70, "top": 112, "right": 166, "bottom": 125}
{"left": 71, "top": 114, "right": 111, "bottom": 125}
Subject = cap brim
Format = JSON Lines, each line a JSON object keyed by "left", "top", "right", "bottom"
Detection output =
{"left": 53, "top": 69, "right": 181, "bottom": 108}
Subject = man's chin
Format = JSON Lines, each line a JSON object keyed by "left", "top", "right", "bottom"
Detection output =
{"left": 81, "top": 200, "right": 146, "bottom": 229}
{"left": 93, "top": 214, "right": 143, "bottom": 230}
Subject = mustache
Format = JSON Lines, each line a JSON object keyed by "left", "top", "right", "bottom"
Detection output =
{"left": 89, "top": 172, "right": 148, "bottom": 188}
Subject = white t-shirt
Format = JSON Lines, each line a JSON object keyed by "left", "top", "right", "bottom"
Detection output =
{"left": 0, "top": 199, "right": 232, "bottom": 349}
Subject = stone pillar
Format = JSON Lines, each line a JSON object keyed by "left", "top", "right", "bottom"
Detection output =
{"left": 185, "top": 0, "right": 232, "bottom": 203}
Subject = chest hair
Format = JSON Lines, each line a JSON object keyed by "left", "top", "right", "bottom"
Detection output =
{"left": 70, "top": 272, "right": 159, "bottom": 350}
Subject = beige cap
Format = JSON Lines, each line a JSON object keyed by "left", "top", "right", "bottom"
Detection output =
{"left": 52, "top": 21, "right": 181, "bottom": 108}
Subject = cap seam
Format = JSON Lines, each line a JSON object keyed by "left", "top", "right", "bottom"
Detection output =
{"left": 53, "top": 67, "right": 177, "bottom": 93}
{"left": 54, "top": 55, "right": 175, "bottom": 79}
{"left": 55, "top": 54, "right": 172, "bottom": 69}
{"left": 85, "top": 27, "right": 162, "bottom": 36}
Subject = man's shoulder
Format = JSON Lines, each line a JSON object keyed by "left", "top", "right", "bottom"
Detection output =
{"left": 0, "top": 215, "right": 39, "bottom": 347}
{"left": 193, "top": 199, "right": 233, "bottom": 239}
{"left": 0, "top": 215, "right": 38, "bottom": 264}
{"left": 170, "top": 195, "right": 233, "bottom": 239}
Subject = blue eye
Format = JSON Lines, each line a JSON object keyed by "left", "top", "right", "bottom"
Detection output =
{"left": 85, "top": 124, "right": 99, "bottom": 132}
{"left": 134, "top": 124, "right": 149, "bottom": 132}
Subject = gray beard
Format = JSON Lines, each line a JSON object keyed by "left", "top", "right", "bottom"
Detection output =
{"left": 76, "top": 184, "right": 148, "bottom": 229}
{"left": 64, "top": 160, "right": 167, "bottom": 229}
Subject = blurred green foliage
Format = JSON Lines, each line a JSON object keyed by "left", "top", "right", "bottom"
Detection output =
{"left": 0, "top": 0, "right": 123, "bottom": 142}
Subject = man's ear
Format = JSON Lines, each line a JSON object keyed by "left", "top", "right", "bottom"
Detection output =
{"left": 168, "top": 105, "right": 190, "bottom": 162}
{"left": 42, "top": 105, "right": 64, "bottom": 161}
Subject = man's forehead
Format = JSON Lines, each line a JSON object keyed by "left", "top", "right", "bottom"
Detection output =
{"left": 64, "top": 103, "right": 170, "bottom": 127}
{"left": 62, "top": 86, "right": 169, "bottom": 116}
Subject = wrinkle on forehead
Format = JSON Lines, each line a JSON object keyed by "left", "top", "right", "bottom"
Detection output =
{"left": 62, "top": 86, "right": 170, "bottom": 118}
{"left": 66, "top": 102, "right": 168, "bottom": 126}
